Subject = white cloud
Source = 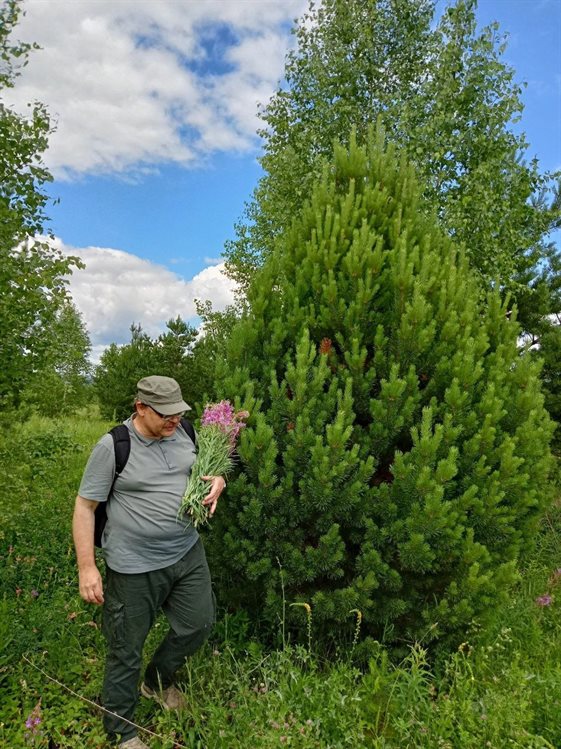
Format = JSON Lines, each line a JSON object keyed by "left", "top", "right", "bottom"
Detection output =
{"left": 6, "top": 0, "right": 307, "bottom": 179}
{"left": 50, "top": 237, "right": 236, "bottom": 360}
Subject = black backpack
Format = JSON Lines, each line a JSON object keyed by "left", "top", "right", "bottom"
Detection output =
{"left": 93, "top": 418, "right": 196, "bottom": 548}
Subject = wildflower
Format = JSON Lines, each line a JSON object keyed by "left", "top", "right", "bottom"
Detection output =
{"left": 535, "top": 594, "right": 553, "bottom": 607}
{"left": 178, "top": 401, "right": 249, "bottom": 528}
{"left": 200, "top": 400, "right": 248, "bottom": 451}
{"left": 30, "top": 590, "right": 39, "bottom": 599}
{"left": 24, "top": 700, "right": 42, "bottom": 740}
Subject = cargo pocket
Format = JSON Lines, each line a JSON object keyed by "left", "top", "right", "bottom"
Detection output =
{"left": 102, "top": 600, "right": 126, "bottom": 647}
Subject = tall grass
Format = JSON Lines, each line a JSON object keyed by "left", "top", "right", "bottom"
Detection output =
{"left": 1, "top": 413, "right": 560, "bottom": 747}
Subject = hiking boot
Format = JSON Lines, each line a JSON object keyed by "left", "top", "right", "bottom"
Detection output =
{"left": 119, "top": 737, "right": 150, "bottom": 749}
{"left": 140, "top": 681, "right": 187, "bottom": 711}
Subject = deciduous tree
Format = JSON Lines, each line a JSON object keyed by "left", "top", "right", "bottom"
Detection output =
{"left": 224, "top": 0, "right": 560, "bottom": 333}
{"left": 0, "top": 0, "right": 80, "bottom": 408}
{"left": 22, "top": 302, "right": 92, "bottom": 415}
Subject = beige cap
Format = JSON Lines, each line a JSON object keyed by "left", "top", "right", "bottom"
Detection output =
{"left": 136, "top": 375, "right": 190, "bottom": 415}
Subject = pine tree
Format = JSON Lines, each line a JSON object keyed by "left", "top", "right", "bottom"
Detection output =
{"left": 94, "top": 317, "right": 199, "bottom": 421}
{"left": 94, "top": 323, "right": 158, "bottom": 421}
{"left": 208, "top": 129, "right": 554, "bottom": 648}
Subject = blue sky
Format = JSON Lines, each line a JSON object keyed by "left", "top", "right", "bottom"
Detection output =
{"left": 7, "top": 0, "right": 561, "bottom": 360}
{"left": 46, "top": 156, "right": 263, "bottom": 274}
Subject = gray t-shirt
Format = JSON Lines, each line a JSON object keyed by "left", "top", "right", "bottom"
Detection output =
{"left": 78, "top": 416, "right": 198, "bottom": 573}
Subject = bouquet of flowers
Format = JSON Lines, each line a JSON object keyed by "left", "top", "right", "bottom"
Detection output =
{"left": 178, "top": 400, "right": 248, "bottom": 528}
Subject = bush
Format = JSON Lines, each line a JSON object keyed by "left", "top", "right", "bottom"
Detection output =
{"left": 207, "top": 128, "right": 555, "bottom": 650}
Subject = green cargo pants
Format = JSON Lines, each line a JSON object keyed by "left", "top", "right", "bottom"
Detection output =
{"left": 101, "top": 538, "right": 215, "bottom": 743}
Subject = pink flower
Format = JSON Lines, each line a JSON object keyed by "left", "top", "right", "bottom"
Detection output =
{"left": 25, "top": 701, "right": 42, "bottom": 737}
{"left": 200, "top": 400, "right": 248, "bottom": 452}
{"left": 535, "top": 594, "right": 553, "bottom": 607}
{"left": 178, "top": 401, "right": 249, "bottom": 528}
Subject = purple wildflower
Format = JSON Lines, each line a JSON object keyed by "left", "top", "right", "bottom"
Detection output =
{"left": 535, "top": 594, "right": 553, "bottom": 607}
{"left": 178, "top": 401, "right": 249, "bottom": 528}
{"left": 24, "top": 701, "right": 42, "bottom": 738}
{"left": 201, "top": 400, "right": 248, "bottom": 452}
{"left": 30, "top": 589, "right": 39, "bottom": 599}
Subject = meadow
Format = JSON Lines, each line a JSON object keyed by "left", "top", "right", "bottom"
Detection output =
{"left": 1, "top": 413, "right": 561, "bottom": 748}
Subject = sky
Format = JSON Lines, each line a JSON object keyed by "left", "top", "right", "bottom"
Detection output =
{"left": 5, "top": 0, "right": 561, "bottom": 363}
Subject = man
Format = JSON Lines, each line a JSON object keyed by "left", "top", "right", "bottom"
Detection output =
{"left": 73, "top": 375, "right": 225, "bottom": 749}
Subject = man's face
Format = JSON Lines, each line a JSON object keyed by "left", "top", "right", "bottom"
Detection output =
{"left": 134, "top": 402, "right": 182, "bottom": 439}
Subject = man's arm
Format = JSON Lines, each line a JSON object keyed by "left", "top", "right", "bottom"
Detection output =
{"left": 72, "top": 495, "right": 104, "bottom": 605}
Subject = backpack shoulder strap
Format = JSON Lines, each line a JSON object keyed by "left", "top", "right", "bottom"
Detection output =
{"left": 109, "top": 424, "right": 131, "bottom": 476}
{"left": 180, "top": 417, "right": 197, "bottom": 448}
{"left": 94, "top": 424, "right": 130, "bottom": 548}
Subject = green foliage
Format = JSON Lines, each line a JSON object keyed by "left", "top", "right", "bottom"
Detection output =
{"left": 21, "top": 302, "right": 93, "bottom": 416}
{"left": 0, "top": 413, "right": 560, "bottom": 747}
{"left": 225, "top": 0, "right": 560, "bottom": 333}
{"left": 0, "top": 412, "right": 109, "bottom": 746}
{"left": 94, "top": 308, "right": 240, "bottom": 421}
{"left": 187, "top": 300, "right": 240, "bottom": 408}
{"left": 0, "top": 0, "right": 82, "bottom": 408}
{"left": 534, "top": 322, "right": 561, "bottom": 453}
{"left": 209, "top": 130, "right": 554, "bottom": 649}
{"left": 94, "top": 323, "right": 157, "bottom": 420}
{"left": 94, "top": 317, "right": 197, "bottom": 421}
{"left": 398, "top": 0, "right": 558, "bottom": 298}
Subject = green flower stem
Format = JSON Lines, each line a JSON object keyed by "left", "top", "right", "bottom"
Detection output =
{"left": 178, "top": 426, "right": 233, "bottom": 528}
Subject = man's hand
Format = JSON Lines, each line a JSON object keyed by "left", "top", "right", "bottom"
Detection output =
{"left": 78, "top": 565, "right": 104, "bottom": 605}
{"left": 201, "top": 475, "right": 226, "bottom": 518}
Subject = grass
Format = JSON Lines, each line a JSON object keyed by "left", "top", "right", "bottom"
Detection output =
{"left": 1, "top": 412, "right": 560, "bottom": 748}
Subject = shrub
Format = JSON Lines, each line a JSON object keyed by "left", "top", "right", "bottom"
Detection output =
{"left": 207, "top": 128, "right": 555, "bottom": 650}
